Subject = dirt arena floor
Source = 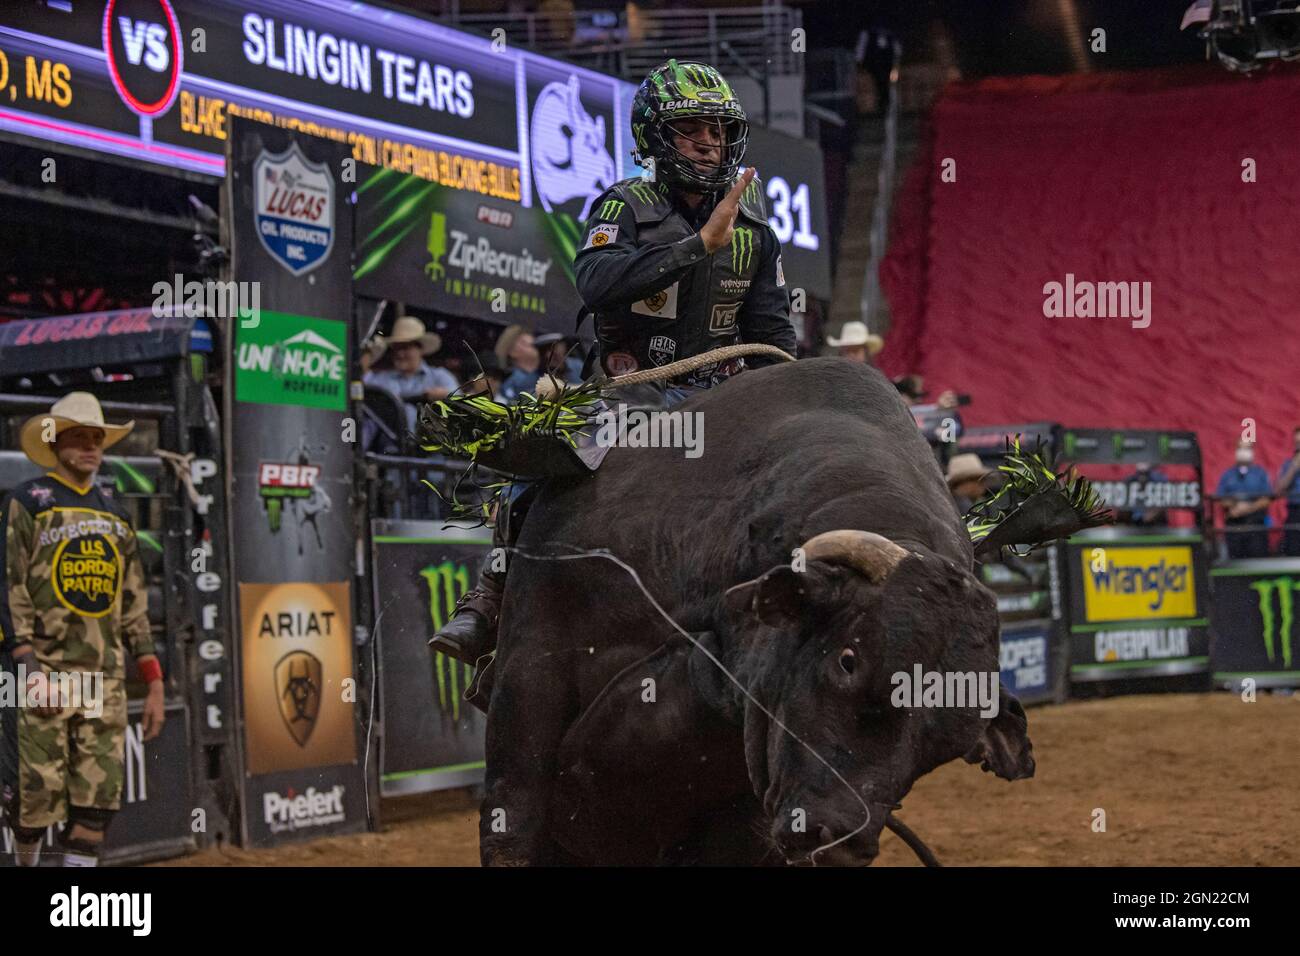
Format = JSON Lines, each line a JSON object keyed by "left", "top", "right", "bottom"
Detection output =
{"left": 157, "top": 692, "right": 1300, "bottom": 867}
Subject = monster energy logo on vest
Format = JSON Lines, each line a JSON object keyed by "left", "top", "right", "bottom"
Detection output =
{"left": 598, "top": 199, "right": 625, "bottom": 221}
{"left": 627, "top": 182, "right": 658, "bottom": 204}
{"left": 731, "top": 226, "right": 754, "bottom": 272}
{"left": 420, "top": 561, "right": 476, "bottom": 720}
{"left": 1251, "top": 577, "right": 1298, "bottom": 668}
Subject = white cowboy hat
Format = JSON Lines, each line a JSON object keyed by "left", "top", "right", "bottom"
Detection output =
{"left": 20, "top": 392, "right": 134, "bottom": 468}
{"left": 376, "top": 316, "right": 442, "bottom": 357}
{"left": 827, "top": 321, "right": 884, "bottom": 355}
{"left": 945, "top": 453, "right": 992, "bottom": 489}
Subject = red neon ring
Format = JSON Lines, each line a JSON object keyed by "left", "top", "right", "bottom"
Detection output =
{"left": 102, "top": 0, "right": 183, "bottom": 117}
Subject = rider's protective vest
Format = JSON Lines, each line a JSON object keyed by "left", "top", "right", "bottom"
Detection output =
{"left": 574, "top": 175, "right": 796, "bottom": 388}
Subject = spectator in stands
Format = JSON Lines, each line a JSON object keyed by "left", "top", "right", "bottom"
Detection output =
{"left": 534, "top": 332, "right": 584, "bottom": 385}
{"left": 897, "top": 373, "right": 963, "bottom": 470}
{"left": 946, "top": 453, "right": 991, "bottom": 514}
{"left": 462, "top": 351, "right": 508, "bottom": 398}
{"left": 1274, "top": 427, "right": 1300, "bottom": 556}
{"left": 1118, "top": 461, "right": 1171, "bottom": 526}
{"left": 363, "top": 317, "right": 459, "bottom": 431}
{"left": 1215, "top": 440, "right": 1272, "bottom": 559}
{"left": 826, "top": 321, "right": 883, "bottom": 365}
{"left": 496, "top": 324, "right": 541, "bottom": 402}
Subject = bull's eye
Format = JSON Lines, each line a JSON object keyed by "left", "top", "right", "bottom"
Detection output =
{"left": 838, "top": 648, "right": 857, "bottom": 674}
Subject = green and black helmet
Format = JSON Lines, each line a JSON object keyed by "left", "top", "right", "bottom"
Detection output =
{"left": 630, "top": 59, "right": 749, "bottom": 192}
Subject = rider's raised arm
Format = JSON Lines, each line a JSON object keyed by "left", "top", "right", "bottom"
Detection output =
{"left": 574, "top": 187, "right": 705, "bottom": 312}
{"left": 737, "top": 225, "right": 797, "bottom": 366}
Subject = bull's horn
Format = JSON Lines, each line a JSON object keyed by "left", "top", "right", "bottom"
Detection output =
{"left": 801, "top": 530, "right": 909, "bottom": 583}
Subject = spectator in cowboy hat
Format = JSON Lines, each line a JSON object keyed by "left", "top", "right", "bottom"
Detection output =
{"left": 946, "top": 452, "right": 992, "bottom": 514}
{"left": 826, "top": 321, "right": 884, "bottom": 365}
{"left": 363, "top": 316, "right": 460, "bottom": 430}
{"left": 462, "top": 351, "right": 509, "bottom": 398}
{"left": 495, "top": 324, "right": 542, "bottom": 403}
{"left": 533, "top": 331, "right": 584, "bottom": 385}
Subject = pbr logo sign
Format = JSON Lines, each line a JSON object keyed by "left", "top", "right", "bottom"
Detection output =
{"left": 254, "top": 143, "right": 335, "bottom": 277}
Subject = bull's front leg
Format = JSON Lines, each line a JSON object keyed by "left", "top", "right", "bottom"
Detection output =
{"left": 479, "top": 643, "right": 577, "bottom": 866}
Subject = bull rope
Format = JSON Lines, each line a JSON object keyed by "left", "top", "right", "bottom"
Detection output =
{"left": 496, "top": 542, "right": 940, "bottom": 867}
{"left": 605, "top": 342, "right": 796, "bottom": 387}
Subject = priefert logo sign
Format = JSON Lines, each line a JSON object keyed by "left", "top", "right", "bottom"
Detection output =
{"left": 263, "top": 784, "right": 345, "bottom": 833}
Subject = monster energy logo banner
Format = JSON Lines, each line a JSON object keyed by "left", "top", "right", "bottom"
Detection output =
{"left": 1251, "top": 577, "right": 1298, "bottom": 669}
{"left": 420, "top": 561, "right": 477, "bottom": 720}
{"left": 598, "top": 199, "right": 625, "bottom": 221}
{"left": 731, "top": 226, "right": 755, "bottom": 272}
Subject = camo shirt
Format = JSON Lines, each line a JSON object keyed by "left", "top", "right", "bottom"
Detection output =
{"left": 576, "top": 174, "right": 796, "bottom": 387}
{"left": 0, "top": 474, "right": 154, "bottom": 678}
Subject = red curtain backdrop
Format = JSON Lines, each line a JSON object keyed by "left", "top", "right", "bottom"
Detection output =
{"left": 879, "top": 66, "right": 1300, "bottom": 522}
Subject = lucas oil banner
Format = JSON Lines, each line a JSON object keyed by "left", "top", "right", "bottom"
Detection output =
{"left": 225, "top": 118, "right": 366, "bottom": 846}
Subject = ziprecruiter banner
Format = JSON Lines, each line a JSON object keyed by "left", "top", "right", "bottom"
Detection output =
{"left": 225, "top": 117, "right": 367, "bottom": 846}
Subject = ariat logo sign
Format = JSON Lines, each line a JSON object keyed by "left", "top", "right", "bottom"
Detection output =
{"left": 275, "top": 650, "right": 322, "bottom": 747}
{"left": 730, "top": 226, "right": 755, "bottom": 272}
{"left": 648, "top": 335, "right": 676, "bottom": 366}
{"left": 262, "top": 784, "right": 345, "bottom": 833}
{"left": 1251, "top": 577, "right": 1298, "bottom": 668}
{"left": 598, "top": 199, "right": 625, "bottom": 221}
{"left": 583, "top": 224, "right": 619, "bottom": 250}
{"left": 708, "top": 302, "right": 741, "bottom": 336}
{"left": 52, "top": 534, "right": 122, "bottom": 617}
{"left": 631, "top": 282, "right": 678, "bottom": 318}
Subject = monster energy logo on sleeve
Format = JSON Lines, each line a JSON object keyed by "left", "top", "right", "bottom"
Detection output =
{"left": 598, "top": 199, "right": 625, "bottom": 221}
{"left": 1251, "top": 577, "right": 1298, "bottom": 669}
{"left": 419, "top": 561, "right": 476, "bottom": 720}
{"left": 731, "top": 226, "right": 754, "bottom": 272}
{"left": 628, "top": 182, "right": 656, "bottom": 204}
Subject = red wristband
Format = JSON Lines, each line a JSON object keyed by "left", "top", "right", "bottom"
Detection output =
{"left": 138, "top": 658, "right": 163, "bottom": 684}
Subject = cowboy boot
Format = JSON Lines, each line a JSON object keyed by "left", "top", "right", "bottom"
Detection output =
{"left": 428, "top": 484, "right": 533, "bottom": 665}
{"left": 428, "top": 545, "right": 505, "bottom": 666}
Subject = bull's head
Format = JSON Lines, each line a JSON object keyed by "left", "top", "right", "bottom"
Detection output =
{"left": 724, "top": 530, "right": 1035, "bottom": 866}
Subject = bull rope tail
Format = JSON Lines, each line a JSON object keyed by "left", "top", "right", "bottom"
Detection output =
{"left": 885, "top": 814, "right": 942, "bottom": 868}
{"left": 606, "top": 343, "right": 796, "bottom": 387}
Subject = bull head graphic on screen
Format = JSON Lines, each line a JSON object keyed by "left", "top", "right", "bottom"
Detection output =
{"left": 530, "top": 75, "right": 616, "bottom": 221}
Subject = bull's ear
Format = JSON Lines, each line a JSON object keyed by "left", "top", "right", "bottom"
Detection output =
{"left": 724, "top": 566, "right": 808, "bottom": 626}
{"left": 963, "top": 686, "right": 1035, "bottom": 781}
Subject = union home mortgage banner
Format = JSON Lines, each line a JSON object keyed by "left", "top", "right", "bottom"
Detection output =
{"left": 225, "top": 117, "right": 366, "bottom": 846}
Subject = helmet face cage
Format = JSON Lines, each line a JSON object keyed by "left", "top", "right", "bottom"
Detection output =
{"left": 631, "top": 60, "right": 750, "bottom": 192}
{"left": 659, "top": 115, "right": 749, "bottom": 191}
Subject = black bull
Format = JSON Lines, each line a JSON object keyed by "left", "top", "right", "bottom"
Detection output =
{"left": 479, "top": 358, "right": 1035, "bottom": 865}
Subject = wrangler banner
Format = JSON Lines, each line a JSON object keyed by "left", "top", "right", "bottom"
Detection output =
{"left": 1209, "top": 562, "right": 1300, "bottom": 688}
{"left": 371, "top": 521, "right": 491, "bottom": 795}
{"left": 226, "top": 119, "right": 366, "bottom": 846}
{"left": 1066, "top": 534, "right": 1210, "bottom": 682}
